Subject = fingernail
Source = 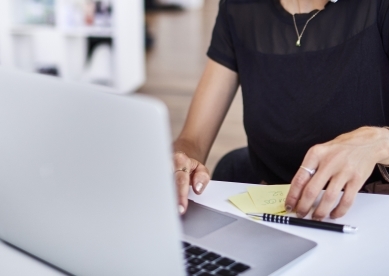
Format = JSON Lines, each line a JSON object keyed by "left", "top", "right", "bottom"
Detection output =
{"left": 312, "top": 217, "right": 321, "bottom": 221}
{"left": 285, "top": 205, "right": 292, "bottom": 212}
{"left": 296, "top": 213, "right": 304, "bottom": 218}
{"left": 195, "top": 182, "right": 204, "bottom": 193}
{"left": 178, "top": 205, "right": 185, "bottom": 214}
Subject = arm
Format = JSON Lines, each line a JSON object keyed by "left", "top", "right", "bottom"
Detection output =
{"left": 174, "top": 58, "right": 239, "bottom": 214}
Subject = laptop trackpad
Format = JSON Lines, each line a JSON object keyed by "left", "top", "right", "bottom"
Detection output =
{"left": 181, "top": 201, "right": 236, "bottom": 239}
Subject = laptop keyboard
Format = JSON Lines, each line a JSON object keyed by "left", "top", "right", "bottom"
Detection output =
{"left": 182, "top": 242, "right": 251, "bottom": 276}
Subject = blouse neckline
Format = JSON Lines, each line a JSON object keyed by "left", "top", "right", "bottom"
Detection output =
{"left": 271, "top": 0, "right": 332, "bottom": 25}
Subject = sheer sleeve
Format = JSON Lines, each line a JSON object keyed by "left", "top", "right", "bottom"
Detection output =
{"left": 379, "top": 0, "right": 389, "bottom": 57}
{"left": 207, "top": 0, "right": 238, "bottom": 72}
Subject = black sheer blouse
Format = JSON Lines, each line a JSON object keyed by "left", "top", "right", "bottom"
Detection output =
{"left": 207, "top": 0, "right": 389, "bottom": 184}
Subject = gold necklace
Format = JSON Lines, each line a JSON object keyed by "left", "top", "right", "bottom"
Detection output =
{"left": 292, "top": 10, "right": 321, "bottom": 47}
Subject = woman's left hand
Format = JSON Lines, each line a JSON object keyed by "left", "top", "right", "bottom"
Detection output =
{"left": 285, "top": 127, "right": 389, "bottom": 220}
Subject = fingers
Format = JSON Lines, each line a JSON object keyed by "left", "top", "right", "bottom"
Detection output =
{"left": 330, "top": 180, "right": 359, "bottom": 219}
{"left": 176, "top": 171, "right": 190, "bottom": 214}
{"left": 190, "top": 161, "right": 210, "bottom": 195}
{"left": 294, "top": 170, "right": 330, "bottom": 218}
{"left": 312, "top": 174, "right": 348, "bottom": 220}
{"left": 293, "top": 169, "right": 361, "bottom": 220}
{"left": 174, "top": 152, "right": 192, "bottom": 214}
{"left": 285, "top": 146, "right": 321, "bottom": 213}
{"left": 286, "top": 167, "right": 313, "bottom": 212}
{"left": 174, "top": 152, "right": 210, "bottom": 215}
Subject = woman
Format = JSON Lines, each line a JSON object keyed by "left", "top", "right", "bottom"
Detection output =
{"left": 173, "top": 0, "right": 389, "bottom": 221}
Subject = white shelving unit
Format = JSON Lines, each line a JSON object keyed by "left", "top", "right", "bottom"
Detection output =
{"left": 159, "top": 0, "right": 204, "bottom": 10}
{"left": 0, "top": 0, "right": 145, "bottom": 94}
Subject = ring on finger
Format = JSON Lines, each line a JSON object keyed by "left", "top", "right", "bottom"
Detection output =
{"left": 175, "top": 167, "right": 190, "bottom": 173}
{"left": 300, "top": 166, "right": 316, "bottom": 176}
{"left": 174, "top": 151, "right": 187, "bottom": 156}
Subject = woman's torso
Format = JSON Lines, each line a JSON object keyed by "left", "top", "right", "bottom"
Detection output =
{"left": 208, "top": 0, "right": 389, "bottom": 183}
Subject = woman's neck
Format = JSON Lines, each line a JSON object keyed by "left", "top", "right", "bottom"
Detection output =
{"left": 280, "top": 0, "right": 329, "bottom": 14}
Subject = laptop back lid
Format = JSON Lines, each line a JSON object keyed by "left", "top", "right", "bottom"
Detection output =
{"left": 0, "top": 69, "right": 184, "bottom": 276}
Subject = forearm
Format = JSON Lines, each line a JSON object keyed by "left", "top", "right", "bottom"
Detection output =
{"left": 174, "top": 59, "right": 239, "bottom": 164}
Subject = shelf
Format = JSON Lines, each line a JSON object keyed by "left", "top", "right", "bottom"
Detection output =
{"left": 10, "top": 25, "right": 57, "bottom": 36}
{"left": 1, "top": 0, "right": 145, "bottom": 93}
{"left": 61, "top": 26, "right": 113, "bottom": 38}
{"left": 11, "top": 25, "right": 113, "bottom": 38}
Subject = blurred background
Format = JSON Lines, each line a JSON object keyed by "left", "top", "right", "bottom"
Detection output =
{"left": 0, "top": 0, "right": 246, "bottom": 174}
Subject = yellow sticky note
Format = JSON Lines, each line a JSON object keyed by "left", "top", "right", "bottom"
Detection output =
{"left": 228, "top": 192, "right": 258, "bottom": 214}
{"left": 247, "top": 185, "right": 291, "bottom": 214}
{"left": 276, "top": 211, "right": 287, "bottom": 216}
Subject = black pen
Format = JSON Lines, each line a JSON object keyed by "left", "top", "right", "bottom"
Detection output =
{"left": 246, "top": 213, "right": 358, "bottom": 234}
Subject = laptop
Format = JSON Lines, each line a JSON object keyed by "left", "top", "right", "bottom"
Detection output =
{"left": 0, "top": 68, "right": 316, "bottom": 276}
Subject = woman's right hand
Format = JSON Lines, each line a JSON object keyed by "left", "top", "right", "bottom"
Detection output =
{"left": 174, "top": 151, "right": 210, "bottom": 215}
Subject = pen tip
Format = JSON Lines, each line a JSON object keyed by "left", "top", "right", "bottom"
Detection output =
{"left": 343, "top": 225, "right": 358, "bottom": 234}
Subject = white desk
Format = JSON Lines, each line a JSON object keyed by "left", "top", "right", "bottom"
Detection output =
{"left": 188, "top": 181, "right": 389, "bottom": 276}
{"left": 0, "top": 180, "right": 388, "bottom": 275}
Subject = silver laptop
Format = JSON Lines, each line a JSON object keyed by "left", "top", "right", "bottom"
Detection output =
{"left": 0, "top": 68, "right": 316, "bottom": 276}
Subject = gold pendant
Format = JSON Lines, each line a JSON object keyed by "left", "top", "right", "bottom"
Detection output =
{"left": 296, "top": 39, "right": 301, "bottom": 47}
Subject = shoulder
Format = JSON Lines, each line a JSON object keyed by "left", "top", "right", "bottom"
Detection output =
{"left": 332, "top": 0, "right": 383, "bottom": 23}
{"left": 218, "top": 0, "right": 264, "bottom": 15}
{"left": 220, "top": 0, "right": 269, "bottom": 12}
{"left": 221, "top": 0, "right": 264, "bottom": 6}
{"left": 334, "top": 0, "right": 378, "bottom": 9}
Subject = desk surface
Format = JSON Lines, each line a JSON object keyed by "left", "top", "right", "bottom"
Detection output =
{"left": 1, "top": 180, "right": 388, "bottom": 275}
{"left": 188, "top": 181, "right": 389, "bottom": 276}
